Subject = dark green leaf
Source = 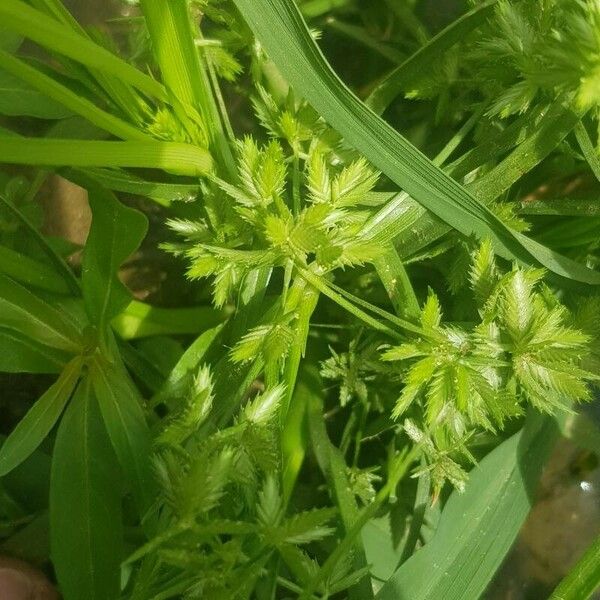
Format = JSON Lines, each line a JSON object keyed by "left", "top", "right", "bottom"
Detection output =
{"left": 0, "top": 67, "right": 72, "bottom": 118}
{"left": 90, "top": 358, "right": 155, "bottom": 514}
{"left": 0, "top": 328, "right": 69, "bottom": 373}
{"left": 50, "top": 378, "right": 123, "bottom": 600}
{"left": 0, "top": 273, "right": 82, "bottom": 352}
{"left": 0, "top": 358, "right": 81, "bottom": 476}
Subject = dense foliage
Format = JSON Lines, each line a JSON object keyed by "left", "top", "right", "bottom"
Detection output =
{"left": 0, "top": 0, "right": 599, "bottom": 598}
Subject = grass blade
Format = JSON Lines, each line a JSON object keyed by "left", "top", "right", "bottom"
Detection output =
{"left": 0, "top": 138, "right": 213, "bottom": 176}
{"left": 0, "top": 49, "right": 150, "bottom": 141}
{"left": 366, "top": 1, "right": 497, "bottom": 114}
{"left": 0, "top": 0, "right": 166, "bottom": 101}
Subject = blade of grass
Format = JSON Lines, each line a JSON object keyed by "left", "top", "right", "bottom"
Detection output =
{"left": 29, "top": 0, "right": 149, "bottom": 123}
{"left": 71, "top": 168, "right": 201, "bottom": 207}
{"left": 0, "top": 138, "right": 213, "bottom": 176}
{"left": 374, "top": 245, "right": 420, "bottom": 320}
{"left": 140, "top": 0, "right": 236, "bottom": 176}
{"left": 574, "top": 121, "right": 600, "bottom": 183}
{"left": 0, "top": 0, "right": 166, "bottom": 101}
{"left": 376, "top": 413, "right": 559, "bottom": 600}
{"left": 0, "top": 50, "right": 150, "bottom": 141}
{"left": 366, "top": 0, "right": 496, "bottom": 114}
{"left": 231, "top": 0, "right": 600, "bottom": 286}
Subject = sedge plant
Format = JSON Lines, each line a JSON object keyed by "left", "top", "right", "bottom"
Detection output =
{"left": 0, "top": 0, "right": 599, "bottom": 598}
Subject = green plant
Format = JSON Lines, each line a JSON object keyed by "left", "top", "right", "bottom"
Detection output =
{"left": 0, "top": 0, "right": 600, "bottom": 598}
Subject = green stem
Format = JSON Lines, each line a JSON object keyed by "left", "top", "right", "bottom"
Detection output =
{"left": 374, "top": 245, "right": 420, "bottom": 320}
{"left": 300, "top": 442, "right": 420, "bottom": 599}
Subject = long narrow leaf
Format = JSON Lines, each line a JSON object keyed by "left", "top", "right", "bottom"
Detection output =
{"left": 0, "top": 273, "right": 82, "bottom": 352}
{"left": 91, "top": 359, "right": 155, "bottom": 514}
{"left": 50, "top": 378, "right": 123, "bottom": 600}
{"left": 0, "top": 357, "right": 81, "bottom": 476}
{"left": 0, "top": 138, "right": 213, "bottom": 176}
{"left": 366, "top": 0, "right": 497, "bottom": 114}
{"left": 0, "top": 49, "right": 150, "bottom": 141}
{"left": 0, "top": 0, "right": 166, "bottom": 101}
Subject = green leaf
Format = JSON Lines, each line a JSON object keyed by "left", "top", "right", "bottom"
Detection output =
{"left": 375, "top": 413, "right": 559, "bottom": 600}
{"left": 0, "top": 245, "right": 70, "bottom": 294}
{"left": 150, "top": 324, "right": 224, "bottom": 407}
{"left": 90, "top": 359, "right": 155, "bottom": 514}
{"left": 50, "top": 378, "right": 123, "bottom": 600}
{"left": 0, "top": 0, "right": 166, "bottom": 101}
{"left": 81, "top": 180, "right": 148, "bottom": 332}
{"left": 0, "top": 138, "right": 213, "bottom": 177}
{"left": 74, "top": 168, "right": 201, "bottom": 207}
{"left": 0, "top": 357, "right": 81, "bottom": 476}
{"left": 231, "top": 0, "right": 600, "bottom": 286}
{"left": 0, "top": 66, "right": 71, "bottom": 118}
{"left": 0, "top": 328, "right": 69, "bottom": 373}
{"left": 0, "top": 273, "right": 82, "bottom": 352}
{"left": 0, "top": 193, "right": 80, "bottom": 295}
{"left": 111, "top": 300, "right": 226, "bottom": 340}
{"left": 366, "top": 0, "right": 497, "bottom": 114}
{"left": 0, "top": 50, "right": 148, "bottom": 140}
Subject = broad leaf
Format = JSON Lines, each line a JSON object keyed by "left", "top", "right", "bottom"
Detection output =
{"left": 375, "top": 413, "right": 559, "bottom": 600}
{"left": 0, "top": 358, "right": 80, "bottom": 476}
{"left": 81, "top": 180, "right": 148, "bottom": 333}
{"left": 50, "top": 379, "right": 123, "bottom": 600}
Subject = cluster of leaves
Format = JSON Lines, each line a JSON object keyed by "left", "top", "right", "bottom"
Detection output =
{"left": 382, "top": 240, "right": 596, "bottom": 490}
{"left": 166, "top": 134, "right": 382, "bottom": 309}
{"left": 406, "top": 0, "right": 600, "bottom": 118}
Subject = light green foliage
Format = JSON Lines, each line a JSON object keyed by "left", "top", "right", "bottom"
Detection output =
{"left": 383, "top": 242, "right": 595, "bottom": 489}
{"left": 167, "top": 129, "right": 382, "bottom": 310}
